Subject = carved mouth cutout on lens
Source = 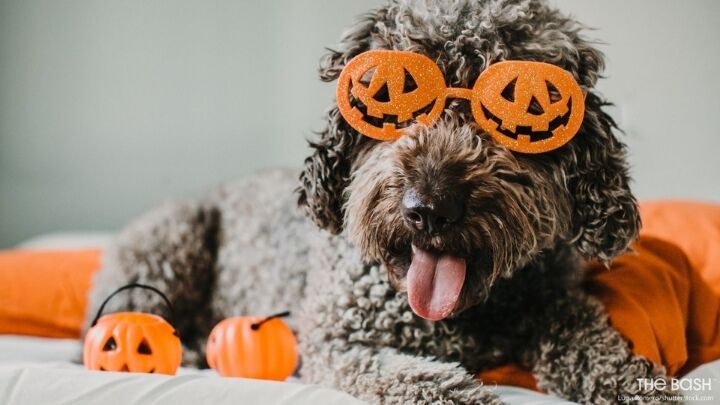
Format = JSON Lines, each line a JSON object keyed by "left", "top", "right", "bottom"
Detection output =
{"left": 480, "top": 97, "right": 573, "bottom": 143}
{"left": 336, "top": 50, "right": 586, "bottom": 154}
{"left": 349, "top": 86, "right": 438, "bottom": 131}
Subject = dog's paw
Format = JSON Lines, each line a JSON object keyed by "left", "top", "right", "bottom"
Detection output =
{"left": 384, "top": 383, "right": 503, "bottom": 405}
{"left": 381, "top": 360, "right": 504, "bottom": 404}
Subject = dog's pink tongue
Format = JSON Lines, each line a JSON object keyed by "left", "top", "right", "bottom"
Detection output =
{"left": 406, "top": 246, "right": 466, "bottom": 321}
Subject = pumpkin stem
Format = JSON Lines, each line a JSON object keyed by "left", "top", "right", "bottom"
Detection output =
{"left": 250, "top": 311, "right": 291, "bottom": 331}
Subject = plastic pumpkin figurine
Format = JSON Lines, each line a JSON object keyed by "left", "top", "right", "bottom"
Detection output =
{"left": 83, "top": 284, "right": 182, "bottom": 375}
{"left": 206, "top": 311, "right": 297, "bottom": 380}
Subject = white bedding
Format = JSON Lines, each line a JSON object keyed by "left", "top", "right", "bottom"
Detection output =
{"left": 0, "top": 335, "right": 579, "bottom": 405}
{"left": 0, "top": 335, "right": 577, "bottom": 405}
{"left": 1, "top": 335, "right": 719, "bottom": 405}
{"left": 3, "top": 233, "right": 717, "bottom": 404}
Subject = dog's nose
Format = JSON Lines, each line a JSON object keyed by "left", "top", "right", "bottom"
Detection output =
{"left": 402, "top": 188, "right": 463, "bottom": 234}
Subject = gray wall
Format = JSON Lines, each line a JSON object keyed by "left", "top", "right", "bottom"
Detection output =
{"left": 1, "top": 0, "right": 719, "bottom": 247}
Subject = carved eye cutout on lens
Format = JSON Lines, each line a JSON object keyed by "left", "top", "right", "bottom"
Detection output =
{"left": 501, "top": 78, "right": 517, "bottom": 102}
{"left": 336, "top": 50, "right": 586, "bottom": 153}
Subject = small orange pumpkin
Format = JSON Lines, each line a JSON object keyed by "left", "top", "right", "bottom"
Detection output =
{"left": 83, "top": 284, "right": 182, "bottom": 375}
{"left": 206, "top": 311, "right": 297, "bottom": 380}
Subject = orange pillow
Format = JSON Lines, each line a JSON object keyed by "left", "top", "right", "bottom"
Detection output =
{"left": 0, "top": 249, "right": 101, "bottom": 338}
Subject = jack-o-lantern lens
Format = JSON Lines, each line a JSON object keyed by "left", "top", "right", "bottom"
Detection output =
{"left": 470, "top": 61, "right": 585, "bottom": 154}
{"left": 336, "top": 50, "right": 447, "bottom": 141}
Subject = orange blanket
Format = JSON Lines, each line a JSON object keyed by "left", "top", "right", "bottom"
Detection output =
{"left": 480, "top": 201, "right": 720, "bottom": 389}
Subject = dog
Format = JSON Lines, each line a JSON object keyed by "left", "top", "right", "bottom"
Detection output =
{"left": 85, "top": 0, "right": 676, "bottom": 403}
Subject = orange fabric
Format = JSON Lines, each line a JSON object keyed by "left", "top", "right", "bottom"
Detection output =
{"left": 478, "top": 201, "right": 720, "bottom": 390}
{"left": 0, "top": 249, "right": 101, "bottom": 338}
{"left": 478, "top": 363, "right": 540, "bottom": 391}
{"left": 640, "top": 201, "right": 720, "bottom": 294}
{"left": 586, "top": 237, "right": 720, "bottom": 376}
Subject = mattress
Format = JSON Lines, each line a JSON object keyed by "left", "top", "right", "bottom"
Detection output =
{"left": 2, "top": 232, "right": 717, "bottom": 404}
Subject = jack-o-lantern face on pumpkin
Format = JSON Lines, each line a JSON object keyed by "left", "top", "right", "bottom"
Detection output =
{"left": 336, "top": 50, "right": 447, "bottom": 141}
{"left": 336, "top": 50, "right": 585, "bottom": 153}
{"left": 83, "top": 312, "right": 182, "bottom": 375}
{"left": 470, "top": 61, "right": 584, "bottom": 153}
{"left": 83, "top": 284, "right": 182, "bottom": 375}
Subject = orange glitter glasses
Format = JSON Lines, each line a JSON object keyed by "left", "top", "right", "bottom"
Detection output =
{"left": 336, "top": 50, "right": 585, "bottom": 154}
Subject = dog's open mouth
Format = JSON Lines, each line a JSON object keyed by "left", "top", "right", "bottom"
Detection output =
{"left": 405, "top": 244, "right": 466, "bottom": 321}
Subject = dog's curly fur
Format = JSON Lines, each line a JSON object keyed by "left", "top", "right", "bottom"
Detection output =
{"left": 86, "top": 0, "right": 677, "bottom": 403}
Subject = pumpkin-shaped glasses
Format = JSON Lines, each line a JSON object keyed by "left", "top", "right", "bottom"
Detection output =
{"left": 336, "top": 50, "right": 585, "bottom": 154}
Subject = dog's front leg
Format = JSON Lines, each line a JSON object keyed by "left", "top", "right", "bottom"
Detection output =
{"left": 527, "top": 291, "right": 677, "bottom": 404}
{"left": 300, "top": 340, "right": 503, "bottom": 404}
{"left": 300, "top": 235, "right": 502, "bottom": 404}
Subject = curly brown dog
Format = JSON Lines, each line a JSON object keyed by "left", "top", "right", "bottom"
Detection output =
{"left": 86, "top": 0, "right": 676, "bottom": 403}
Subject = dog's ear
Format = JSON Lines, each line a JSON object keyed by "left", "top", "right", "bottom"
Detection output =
{"left": 298, "top": 13, "right": 380, "bottom": 233}
{"left": 298, "top": 108, "right": 362, "bottom": 234}
{"left": 567, "top": 91, "right": 641, "bottom": 262}
{"left": 550, "top": 29, "right": 640, "bottom": 261}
